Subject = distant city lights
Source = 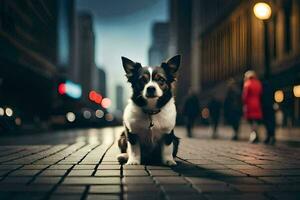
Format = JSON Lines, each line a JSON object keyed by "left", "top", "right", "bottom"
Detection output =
{"left": 105, "top": 113, "right": 114, "bottom": 122}
{"left": 201, "top": 107, "right": 210, "bottom": 119}
{"left": 89, "top": 91, "right": 103, "bottom": 104}
{"left": 83, "top": 110, "right": 92, "bottom": 119}
{"left": 95, "top": 109, "right": 104, "bottom": 118}
{"left": 101, "top": 98, "right": 112, "bottom": 108}
{"left": 274, "top": 90, "right": 284, "bottom": 103}
{"left": 5, "top": 107, "right": 13, "bottom": 117}
{"left": 293, "top": 85, "right": 300, "bottom": 97}
{"left": 66, "top": 112, "right": 76, "bottom": 122}
{"left": 15, "top": 118, "right": 22, "bottom": 126}
{"left": 58, "top": 81, "right": 82, "bottom": 99}
{"left": 0, "top": 107, "right": 4, "bottom": 116}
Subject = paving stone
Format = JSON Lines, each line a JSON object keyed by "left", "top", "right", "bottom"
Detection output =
{"left": 68, "top": 169, "right": 93, "bottom": 176}
{"left": 73, "top": 165, "right": 96, "bottom": 170}
{"left": 39, "top": 169, "right": 67, "bottom": 176}
{"left": 63, "top": 177, "right": 121, "bottom": 185}
{"left": 89, "top": 185, "right": 121, "bottom": 194}
{"left": 87, "top": 194, "right": 120, "bottom": 200}
{"left": 124, "top": 185, "right": 160, "bottom": 193}
{"left": 48, "top": 165, "right": 73, "bottom": 170}
{"left": 1, "top": 177, "right": 31, "bottom": 184}
{"left": 123, "top": 170, "right": 148, "bottom": 176}
{"left": 232, "top": 184, "right": 279, "bottom": 192}
{"left": 54, "top": 186, "right": 86, "bottom": 194}
{"left": 123, "top": 177, "right": 154, "bottom": 184}
{"left": 194, "top": 184, "right": 237, "bottom": 193}
{"left": 124, "top": 193, "right": 161, "bottom": 200}
{"left": 148, "top": 169, "right": 179, "bottom": 176}
{"left": 9, "top": 170, "right": 40, "bottom": 176}
{"left": 0, "top": 165, "right": 22, "bottom": 170}
{"left": 49, "top": 194, "right": 82, "bottom": 200}
{"left": 32, "top": 177, "right": 61, "bottom": 184}
{"left": 154, "top": 177, "right": 188, "bottom": 184}
{"left": 22, "top": 165, "right": 49, "bottom": 170}
{"left": 95, "top": 170, "right": 120, "bottom": 177}
{"left": 204, "top": 193, "right": 270, "bottom": 200}
{"left": 98, "top": 165, "right": 121, "bottom": 170}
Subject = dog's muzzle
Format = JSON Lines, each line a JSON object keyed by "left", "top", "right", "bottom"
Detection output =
{"left": 146, "top": 86, "right": 156, "bottom": 98}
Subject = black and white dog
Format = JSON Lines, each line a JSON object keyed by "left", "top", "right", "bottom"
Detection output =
{"left": 117, "top": 55, "right": 180, "bottom": 166}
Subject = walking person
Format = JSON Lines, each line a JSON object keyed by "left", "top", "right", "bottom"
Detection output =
{"left": 262, "top": 80, "right": 276, "bottom": 144}
{"left": 224, "top": 79, "right": 243, "bottom": 141}
{"left": 242, "top": 70, "right": 263, "bottom": 143}
{"left": 208, "top": 97, "right": 222, "bottom": 139}
{"left": 183, "top": 90, "right": 200, "bottom": 137}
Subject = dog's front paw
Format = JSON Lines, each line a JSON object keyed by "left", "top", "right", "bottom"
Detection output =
{"left": 162, "top": 158, "right": 177, "bottom": 166}
{"left": 126, "top": 158, "right": 140, "bottom": 165}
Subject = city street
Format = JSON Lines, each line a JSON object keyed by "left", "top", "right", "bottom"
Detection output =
{"left": 0, "top": 127, "right": 299, "bottom": 200}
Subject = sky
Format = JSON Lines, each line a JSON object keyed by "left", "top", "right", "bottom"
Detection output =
{"left": 76, "top": 0, "right": 168, "bottom": 110}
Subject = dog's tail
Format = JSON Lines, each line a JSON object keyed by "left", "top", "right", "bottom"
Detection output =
{"left": 117, "top": 131, "right": 128, "bottom": 164}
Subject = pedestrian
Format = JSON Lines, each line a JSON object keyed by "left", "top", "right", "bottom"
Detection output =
{"left": 242, "top": 70, "right": 263, "bottom": 143}
{"left": 182, "top": 90, "right": 200, "bottom": 137}
{"left": 262, "top": 80, "right": 276, "bottom": 144}
{"left": 208, "top": 96, "right": 222, "bottom": 139}
{"left": 224, "top": 79, "right": 243, "bottom": 140}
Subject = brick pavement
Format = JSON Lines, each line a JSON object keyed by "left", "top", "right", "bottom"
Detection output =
{"left": 0, "top": 128, "right": 299, "bottom": 200}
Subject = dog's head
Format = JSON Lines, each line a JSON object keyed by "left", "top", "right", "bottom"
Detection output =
{"left": 121, "top": 55, "right": 181, "bottom": 109}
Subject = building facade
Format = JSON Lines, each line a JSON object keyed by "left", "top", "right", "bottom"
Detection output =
{"left": 76, "top": 12, "right": 95, "bottom": 100}
{"left": 198, "top": 0, "right": 300, "bottom": 126}
{"left": 148, "top": 22, "right": 169, "bottom": 66}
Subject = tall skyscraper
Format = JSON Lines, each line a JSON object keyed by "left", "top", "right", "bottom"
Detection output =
{"left": 116, "top": 85, "right": 124, "bottom": 112}
{"left": 148, "top": 22, "right": 169, "bottom": 66}
{"left": 76, "top": 12, "right": 95, "bottom": 100}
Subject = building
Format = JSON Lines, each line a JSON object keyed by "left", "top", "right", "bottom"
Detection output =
{"left": 197, "top": 0, "right": 300, "bottom": 126}
{"left": 116, "top": 85, "right": 124, "bottom": 112}
{"left": 76, "top": 12, "right": 95, "bottom": 100}
{"left": 168, "top": 0, "right": 192, "bottom": 109}
{"left": 148, "top": 22, "right": 169, "bottom": 66}
{"left": 96, "top": 67, "right": 107, "bottom": 97}
{"left": 0, "top": 0, "right": 76, "bottom": 119}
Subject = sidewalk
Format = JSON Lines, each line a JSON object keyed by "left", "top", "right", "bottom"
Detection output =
{"left": 175, "top": 124, "right": 300, "bottom": 144}
{"left": 0, "top": 127, "right": 299, "bottom": 199}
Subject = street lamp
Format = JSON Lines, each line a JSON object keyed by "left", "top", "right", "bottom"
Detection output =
{"left": 253, "top": 2, "right": 272, "bottom": 79}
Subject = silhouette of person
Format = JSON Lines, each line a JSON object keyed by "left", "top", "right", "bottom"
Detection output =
{"left": 208, "top": 97, "right": 222, "bottom": 139}
{"left": 262, "top": 80, "right": 276, "bottom": 144}
{"left": 224, "top": 79, "right": 243, "bottom": 140}
{"left": 183, "top": 90, "right": 200, "bottom": 137}
{"left": 242, "top": 70, "right": 263, "bottom": 143}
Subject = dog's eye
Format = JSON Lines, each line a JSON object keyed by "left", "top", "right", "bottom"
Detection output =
{"left": 140, "top": 76, "right": 148, "bottom": 83}
{"left": 158, "top": 77, "right": 165, "bottom": 84}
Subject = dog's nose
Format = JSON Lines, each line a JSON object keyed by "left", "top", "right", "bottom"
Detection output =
{"left": 146, "top": 86, "right": 156, "bottom": 97}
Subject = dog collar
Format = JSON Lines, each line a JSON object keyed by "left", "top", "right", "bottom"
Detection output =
{"left": 142, "top": 108, "right": 161, "bottom": 115}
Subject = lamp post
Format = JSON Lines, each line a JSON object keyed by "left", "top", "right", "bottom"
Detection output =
{"left": 253, "top": 2, "right": 272, "bottom": 79}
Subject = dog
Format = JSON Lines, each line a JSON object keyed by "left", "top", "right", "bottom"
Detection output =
{"left": 117, "top": 55, "right": 181, "bottom": 166}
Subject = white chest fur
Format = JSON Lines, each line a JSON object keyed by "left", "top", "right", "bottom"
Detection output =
{"left": 123, "top": 98, "right": 176, "bottom": 144}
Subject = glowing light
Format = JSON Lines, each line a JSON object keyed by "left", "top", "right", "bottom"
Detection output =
{"left": 58, "top": 83, "right": 66, "bottom": 95}
{"left": 15, "top": 118, "right": 22, "bottom": 126}
{"left": 0, "top": 107, "right": 4, "bottom": 116}
{"left": 293, "top": 85, "right": 300, "bottom": 97}
{"left": 5, "top": 107, "right": 13, "bottom": 117}
{"left": 89, "top": 91, "right": 102, "bottom": 104}
{"left": 201, "top": 108, "right": 210, "bottom": 119}
{"left": 83, "top": 110, "right": 92, "bottom": 119}
{"left": 58, "top": 81, "right": 82, "bottom": 99}
{"left": 253, "top": 2, "right": 272, "bottom": 20}
{"left": 95, "top": 109, "right": 104, "bottom": 118}
{"left": 101, "top": 98, "right": 112, "bottom": 108}
{"left": 274, "top": 90, "right": 284, "bottom": 103}
{"left": 65, "top": 81, "right": 82, "bottom": 99}
{"left": 105, "top": 113, "right": 114, "bottom": 122}
{"left": 66, "top": 112, "right": 76, "bottom": 122}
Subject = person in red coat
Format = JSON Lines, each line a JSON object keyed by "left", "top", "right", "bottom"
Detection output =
{"left": 242, "top": 70, "right": 263, "bottom": 143}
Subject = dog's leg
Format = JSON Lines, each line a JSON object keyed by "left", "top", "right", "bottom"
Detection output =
{"left": 162, "top": 130, "right": 177, "bottom": 166}
{"left": 126, "top": 131, "right": 141, "bottom": 165}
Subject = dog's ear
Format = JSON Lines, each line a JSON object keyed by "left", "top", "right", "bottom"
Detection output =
{"left": 121, "top": 56, "right": 142, "bottom": 82}
{"left": 161, "top": 55, "right": 181, "bottom": 81}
